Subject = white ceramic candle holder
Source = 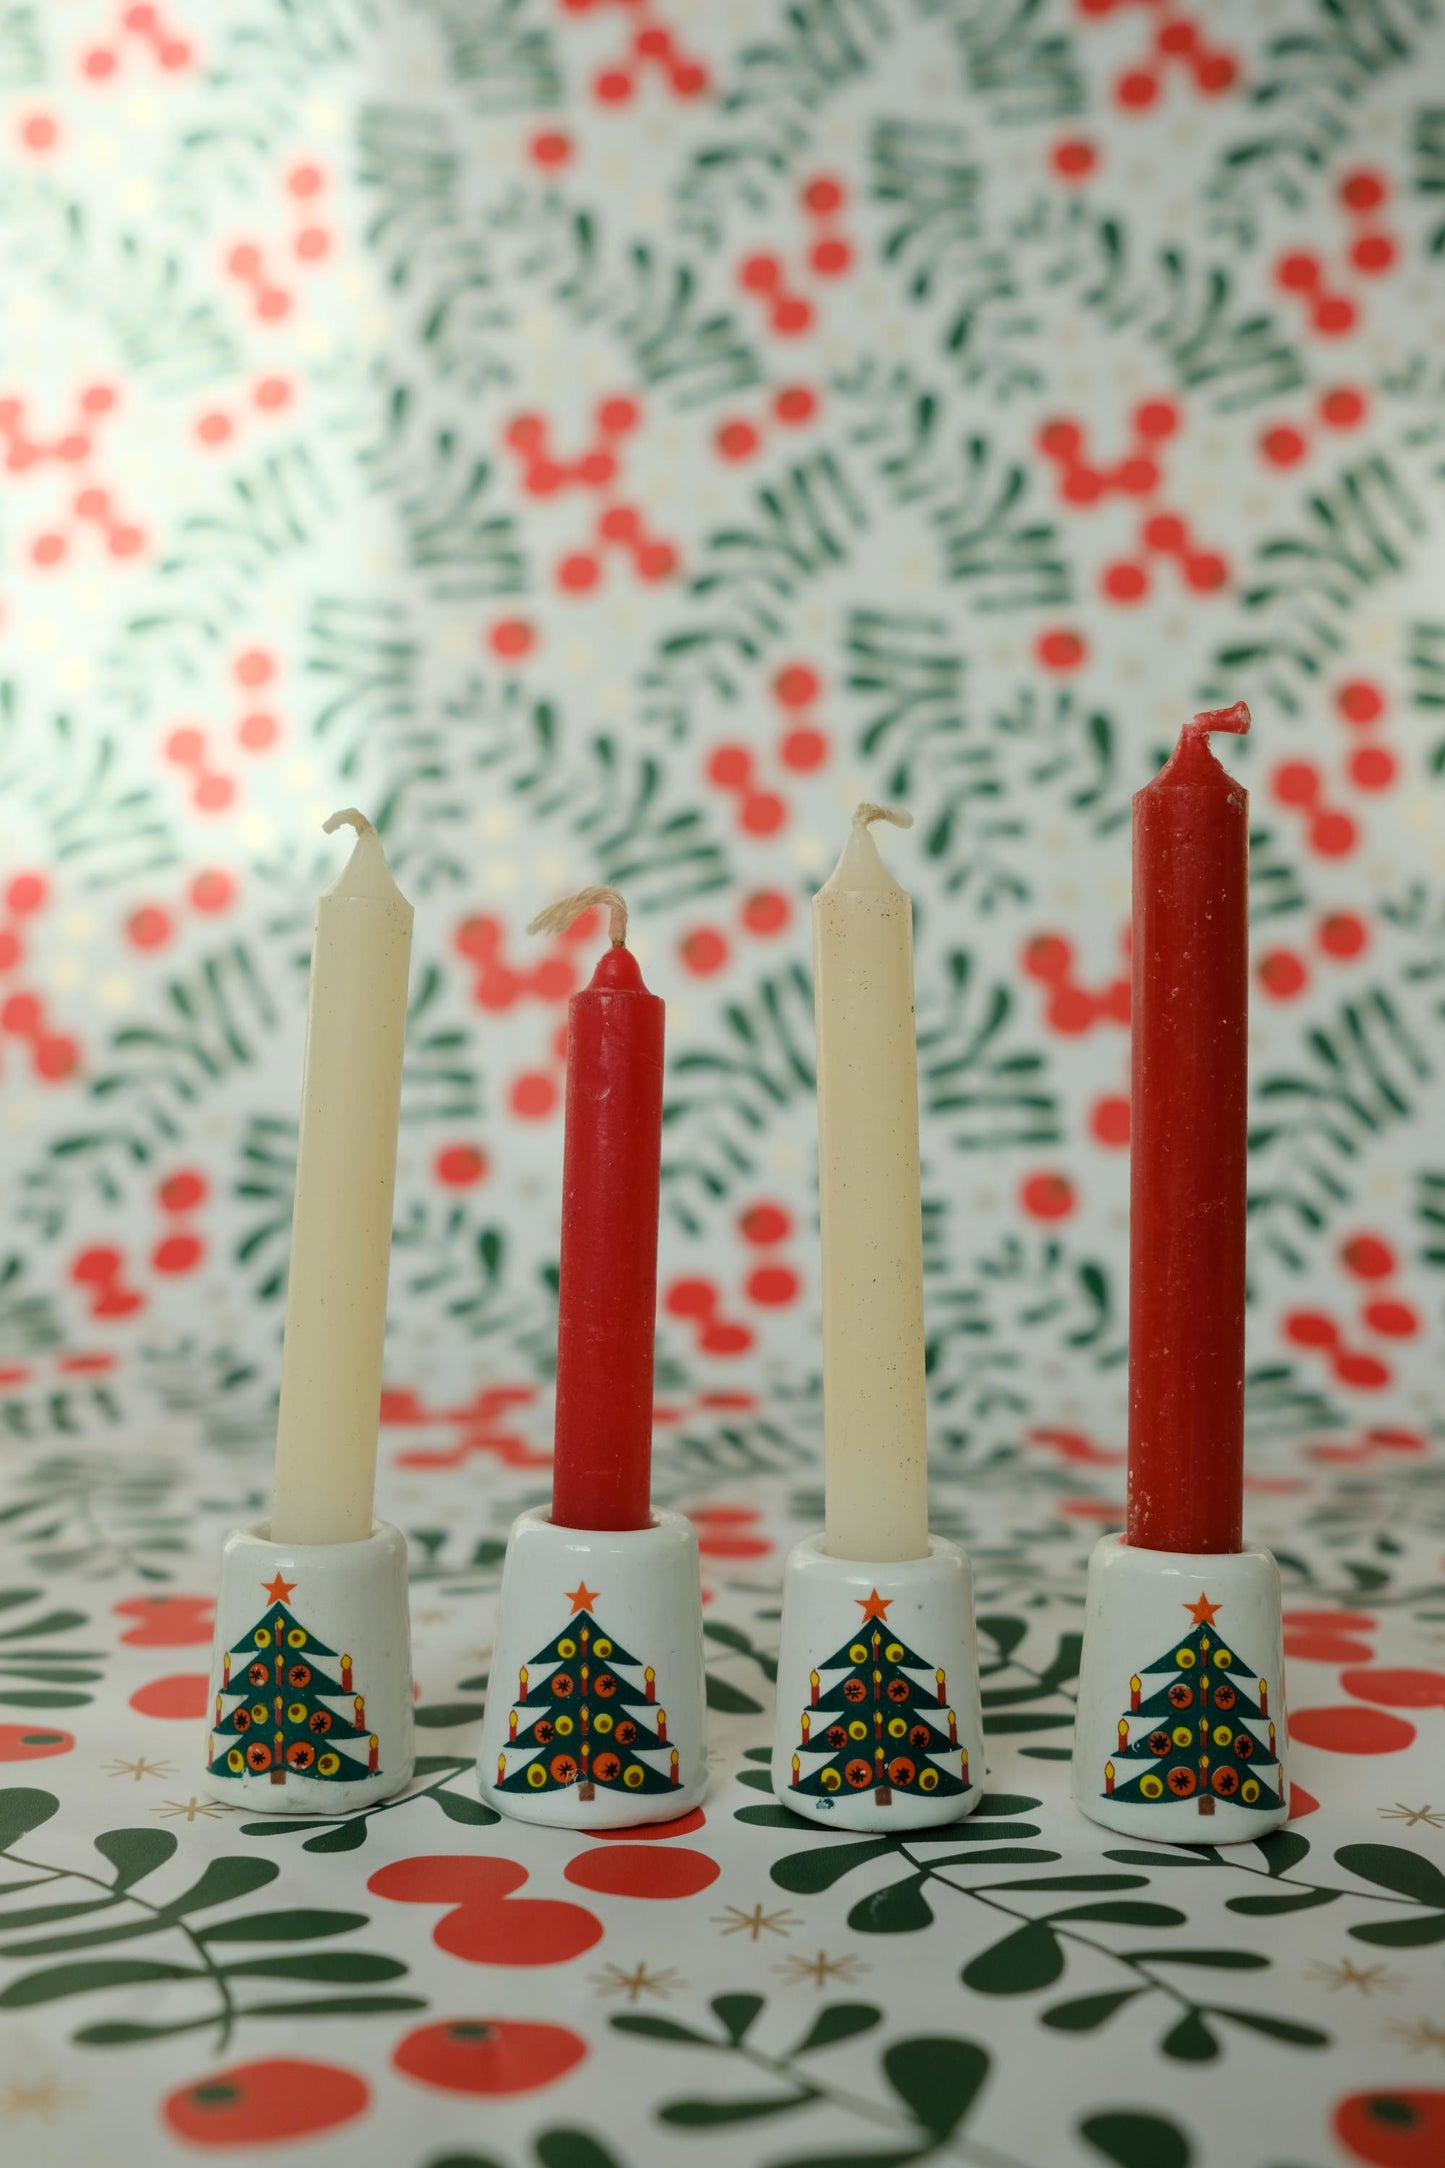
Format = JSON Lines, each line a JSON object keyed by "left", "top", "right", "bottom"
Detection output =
{"left": 771, "top": 1534, "right": 985, "bottom": 1832}
{"left": 478, "top": 1507, "right": 707, "bottom": 1829}
{"left": 205, "top": 1519, "right": 414, "bottom": 1814}
{"left": 1072, "top": 1532, "right": 1289, "bottom": 1843}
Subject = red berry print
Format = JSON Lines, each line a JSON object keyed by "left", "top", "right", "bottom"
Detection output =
{"left": 716, "top": 418, "right": 759, "bottom": 461}
{"left": 1037, "top": 629, "right": 1086, "bottom": 672}
{"left": 740, "top": 1202, "right": 790, "bottom": 1246}
{"left": 746, "top": 1264, "right": 799, "bottom": 1307}
{"left": 1020, "top": 1172, "right": 1075, "bottom": 1222}
{"left": 436, "top": 1144, "right": 488, "bottom": 1187}
{"left": 1318, "top": 912, "right": 1367, "bottom": 960}
{"left": 1023, "top": 934, "right": 1073, "bottom": 983}
{"left": 19, "top": 113, "right": 59, "bottom": 154}
{"left": 127, "top": 904, "right": 173, "bottom": 951}
{"left": 159, "top": 1170, "right": 207, "bottom": 1213}
{"left": 369, "top": 1855, "right": 602, "bottom": 1967}
{"left": 6, "top": 873, "right": 47, "bottom": 916}
{"left": 1348, "top": 744, "right": 1394, "bottom": 791}
{"left": 1342, "top": 1234, "right": 1395, "bottom": 1280}
{"left": 1362, "top": 1300, "right": 1416, "bottom": 1340}
{"left": 1090, "top": 1095, "right": 1130, "bottom": 1147}
{"left": 1337, "top": 680, "right": 1384, "bottom": 725}
{"left": 166, "top": 2060, "right": 369, "bottom": 2147}
{"left": 1261, "top": 425, "right": 1307, "bottom": 467}
{"left": 774, "top": 664, "right": 820, "bottom": 707}
{"left": 393, "top": 2018, "right": 586, "bottom": 2098}
{"left": 741, "top": 890, "right": 790, "bottom": 935}
{"left": 510, "top": 1073, "right": 558, "bottom": 1120}
{"left": 1052, "top": 139, "right": 1096, "bottom": 179}
{"left": 115, "top": 1592, "right": 215, "bottom": 1646}
{"left": 130, "top": 1671, "right": 209, "bottom": 1719}
{"left": 1340, "top": 170, "right": 1386, "bottom": 214}
{"left": 680, "top": 927, "right": 728, "bottom": 976}
{"left": 1333, "top": 2089, "right": 1445, "bottom": 2168}
{"left": 0, "top": 1724, "right": 73, "bottom": 1760}
{"left": 565, "top": 1844, "right": 719, "bottom": 1898}
{"left": 1257, "top": 949, "right": 1308, "bottom": 1001}
{"left": 489, "top": 617, "right": 535, "bottom": 659}
{"left": 1289, "top": 1705, "right": 1415, "bottom": 1756}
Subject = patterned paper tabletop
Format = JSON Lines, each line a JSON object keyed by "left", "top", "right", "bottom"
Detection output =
{"left": 1, "top": 1, "right": 1444, "bottom": 2164}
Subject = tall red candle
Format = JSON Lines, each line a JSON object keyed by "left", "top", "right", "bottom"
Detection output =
{"left": 1127, "top": 703, "right": 1250, "bottom": 1555}
{"left": 546, "top": 894, "right": 664, "bottom": 1531}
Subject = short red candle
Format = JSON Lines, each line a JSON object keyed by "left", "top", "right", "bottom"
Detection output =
{"left": 1127, "top": 703, "right": 1250, "bottom": 1555}
{"left": 550, "top": 937, "right": 664, "bottom": 1530}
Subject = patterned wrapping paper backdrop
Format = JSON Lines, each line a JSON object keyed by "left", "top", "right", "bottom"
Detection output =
{"left": 1, "top": 2, "right": 1444, "bottom": 2165}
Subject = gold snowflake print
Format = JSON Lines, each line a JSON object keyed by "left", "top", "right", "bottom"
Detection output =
{"left": 1388, "top": 2018, "right": 1445, "bottom": 2056}
{"left": 1378, "top": 1802, "right": 1445, "bottom": 1829}
{"left": 1, "top": 2078, "right": 82, "bottom": 2121}
{"left": 104, "top": 1756, "right": 174, "bottom": 1783}
{"left": 1307, "top": 1958, "right": 1403, "bottom": 1996}
{"left": 153, "top": 1797, "right": 235, "bottom": 1823}
{"left": 711, "top": 1902, "right": 800, "bottom": 1941}
{"left": 775, "top": 1949, "right": 871, "bottom": 1989}
{"left": 591, "top": 1962, "right": 684, "bottom": 2005}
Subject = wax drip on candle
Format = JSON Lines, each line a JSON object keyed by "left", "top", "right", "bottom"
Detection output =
{"left": 529, "top": 885, "right": 629, "bottom": 947}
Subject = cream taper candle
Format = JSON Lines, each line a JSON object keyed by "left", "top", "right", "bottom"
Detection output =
{"left": 813, "top": 803, "right": 930, "bottom": 1562}
{"left": 270, "top": 810, "right": 413, "bottom": 1545}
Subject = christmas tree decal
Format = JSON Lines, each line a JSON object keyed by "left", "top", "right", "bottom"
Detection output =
{"left": 208, "top": 1571, "right": 378, "bottom": 1787}
{"left": 787, "top": 1589, "right": 971, "bottom": 1808}
{"left": 494, "top": 1580, "right": 680, "bottom": 1801}
{"left": 1104, "top": 1593, "right": 1282, "bottom": 1817}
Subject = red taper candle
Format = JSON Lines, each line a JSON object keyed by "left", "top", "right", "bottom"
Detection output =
{"left": 536, "top": 887, "right": 664, "bottom": 1531}
{"left": 1127, "top": 703, "right": 1250, "bottom": 1554}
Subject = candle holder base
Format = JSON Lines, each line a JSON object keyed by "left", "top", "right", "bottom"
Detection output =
{"left": 478, "top": 1507, "right": 707, "bottom": 1829}
{"left": 204, "top": 1519, "right": 414, "bottom": 1814}
{"left": 771, "top": 1534, "right": 985, "bottom": 1831}
{"left": 1073, "top": 1532, "right": 1289, "bottom": 1843}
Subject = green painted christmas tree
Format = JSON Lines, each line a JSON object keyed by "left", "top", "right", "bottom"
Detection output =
{"left": 209, "top": 1571, "right": 377, "bottom": 1786}
{"left": 494, "top": 1581, "right": 679, "bottom": 1801}
{"left": 788, "top": 1590, "right": 971, "bottom": 1807}
{"left": 1105, "top": 1593, "right": 1282, "bottom": 1816}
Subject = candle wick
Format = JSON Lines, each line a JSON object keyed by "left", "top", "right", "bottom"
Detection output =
{"left": 529, "top": 884, "right": 629, "bottom": 948}
{"left": 851, "top": 801, "right": 914, "bottom": 836}
{"left": 1187, "top": 702, "right": 1251, "bottom": 742}
{"left": 322, "top": 807, "right": 376, "bottom": 838}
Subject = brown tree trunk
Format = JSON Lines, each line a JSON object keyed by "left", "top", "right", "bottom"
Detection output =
{"left": 1199, "top": 1794, "right": 1214, "bottom": 1815}
{"left": 271, "top": 1767, "right": 285, "bottom": 1785}
{"left": 875, "top": 1786, "right": 891, "bottom": 1807}
{"left": 579, "top": 1780, "right": 595, "bottom": 1801}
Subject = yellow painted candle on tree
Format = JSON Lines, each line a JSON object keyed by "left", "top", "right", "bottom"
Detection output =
{"left": 270, "top": 811, "right": 413, "bottom": 1545}
{"left": 813, "top": 804, "right": 930, "bottom": 1563}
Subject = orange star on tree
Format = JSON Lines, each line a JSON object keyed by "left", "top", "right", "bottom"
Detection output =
{"left": 566, "top": 1581, "right": 600, "bottom": 1614}
{"left": 1183, "top": 1592, "right": 1221, "bottom": 1626}
{"left": 262, "top": 1571, "right": 296, "bottom": 1605}
{"left": 856, "top": 1589, "right": 893, "bottom": 1622}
